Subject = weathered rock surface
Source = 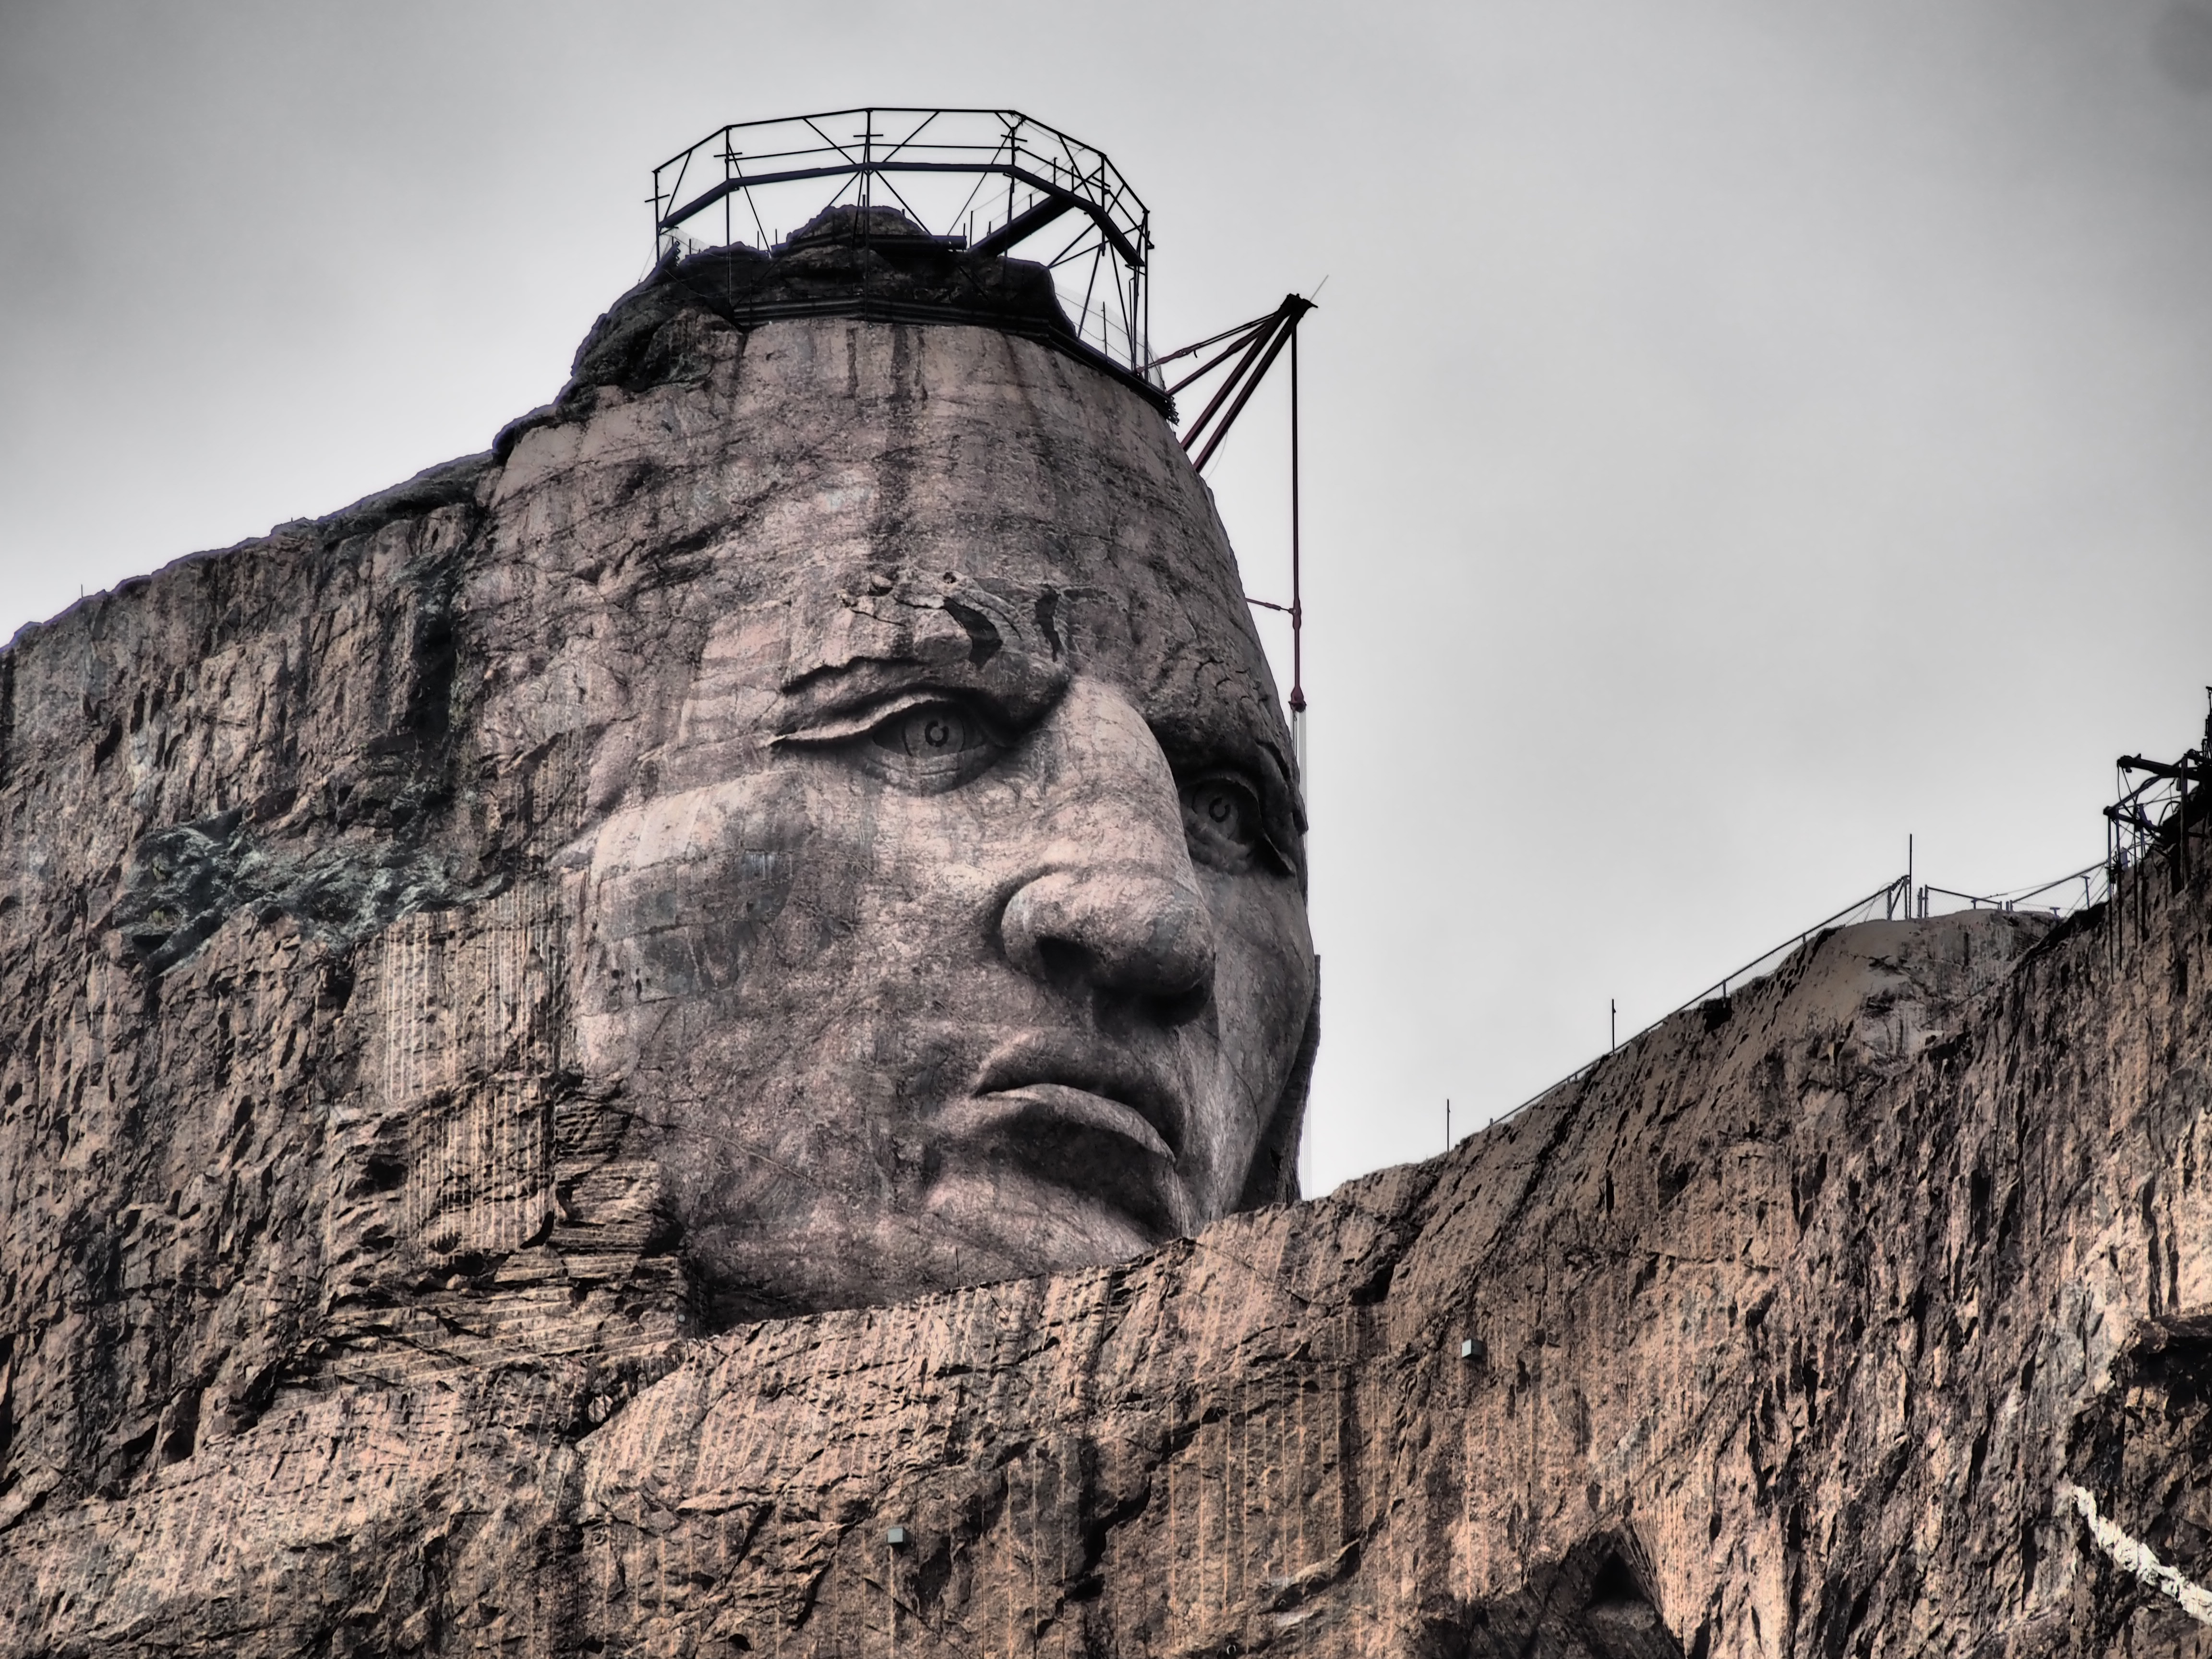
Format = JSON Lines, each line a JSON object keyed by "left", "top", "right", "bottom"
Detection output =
{"left": 8, "top": 868, "right": 2212, "bottom": 1654}
{"left": 5, "top": 217, "right": 2212, "bottom": 1656}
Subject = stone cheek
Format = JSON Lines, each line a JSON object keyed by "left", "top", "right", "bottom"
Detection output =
{"left": 575, "top": 777, "right": 801, "bottom": 1045}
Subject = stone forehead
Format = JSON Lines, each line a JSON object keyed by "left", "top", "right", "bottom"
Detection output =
{"left": 733, "top": 324, "right": 1239, "bottom": 576}
{"left": 503, "top": 314, "right": 1286, "bottom": 739}
{"left": 776, "top": 563, "right": 1261, "bottom": 691}
{"left": 492, "top": 313, "right": 1245, "bottom": 596}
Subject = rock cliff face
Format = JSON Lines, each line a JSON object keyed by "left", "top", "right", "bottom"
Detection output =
{"left": 9, "top": 860, "right": 2212, "bottom": 1656}
{"left": 4, "top": 230, "right": 2212, "bottom": 1656}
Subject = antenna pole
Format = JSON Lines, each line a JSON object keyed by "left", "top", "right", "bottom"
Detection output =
{"left": 1290, "top": 322, "right": 1306, "bottom": 784}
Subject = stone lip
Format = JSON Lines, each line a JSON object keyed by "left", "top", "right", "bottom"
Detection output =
{"left": 559, "top": 201, "right": 1173, "bottom": 426}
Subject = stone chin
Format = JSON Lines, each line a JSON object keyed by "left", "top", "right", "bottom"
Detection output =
{"left": 523, "top": 240, "right": 1318, "bottom": 1324}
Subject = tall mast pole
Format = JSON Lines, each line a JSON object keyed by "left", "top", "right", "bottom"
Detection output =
{"left": 1289, "top": 324, "right": 1306, "bottom": 786}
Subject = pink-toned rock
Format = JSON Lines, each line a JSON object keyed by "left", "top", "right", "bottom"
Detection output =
{"left": 4, "top": 222, "right": 2211, "bottom": 1656}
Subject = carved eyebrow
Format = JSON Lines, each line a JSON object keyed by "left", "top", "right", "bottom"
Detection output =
{"left": 1142, "top": 661, "right": 1295, "bottom": 773}
{"left": 778, "top": 653, "right": 926, "bottom": 701}
{"left": 775, "top": 653, "right": 1070, "bottom": 732}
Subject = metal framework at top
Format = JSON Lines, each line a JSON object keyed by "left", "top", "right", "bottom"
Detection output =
{"left": 651, "top": 108, "right": 1154, "bottom": 381}
{"left": 1146, "top": 294, "right": 1318, "bottom": 764}
{"left": 2107, "top": 694, "right": 2212, "bottom": 890}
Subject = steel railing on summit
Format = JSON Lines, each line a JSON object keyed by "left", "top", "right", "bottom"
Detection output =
{"left": 649, "top": 108, "right": 1154, "bottom": 381}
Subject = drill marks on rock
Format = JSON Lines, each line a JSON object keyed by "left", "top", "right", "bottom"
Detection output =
{"left": 487, "top": 730, "right": 587, "bottom": 859}
{"left": 376, "top": 883, "right": 565, "bottom": 1264}
{"left": 2062, "top": 1481, "right": 2212, "bottom": 1626}
{"left": 566, "top": 1239, "right": 1377, "bottom": 1656}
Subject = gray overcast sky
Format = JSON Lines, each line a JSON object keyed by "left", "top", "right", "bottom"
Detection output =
{"left": 5, "top": 0, "right": 2211, "bottom": 1192}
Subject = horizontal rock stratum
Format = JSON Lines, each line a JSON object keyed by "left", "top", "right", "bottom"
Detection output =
{"left": 4, "top": 221, "right": 2211, "bottom": 1656}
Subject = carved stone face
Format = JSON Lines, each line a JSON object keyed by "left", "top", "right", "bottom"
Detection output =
{"left": 565, "top": 323, "right": 1316, "bottom": 1322}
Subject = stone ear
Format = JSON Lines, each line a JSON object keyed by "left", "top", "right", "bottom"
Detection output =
{"left": 1235, "top": 964, "right": 1321, "bottom": 1211}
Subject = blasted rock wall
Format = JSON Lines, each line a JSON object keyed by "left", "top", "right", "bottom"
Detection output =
{"left": 5, "top": 858, "right": 2211, "bottom": 1654}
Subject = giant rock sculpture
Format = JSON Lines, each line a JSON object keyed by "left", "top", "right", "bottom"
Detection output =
{"left": 3, "top": 209, "right": 2212, "bottom": 1658}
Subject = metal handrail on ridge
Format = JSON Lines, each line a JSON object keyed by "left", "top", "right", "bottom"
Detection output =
{"left": 1479, "top": 739, "right": 2212, "bottom": 1141}
{"left": 1479, "top": 828, "right": 2165, "bottom": 1138}
{"left": 649, "top": 108, "right": 1155, "bottom": 381}
{"left": 1483, "top": 874, "right": 1913, "bottom": 1132}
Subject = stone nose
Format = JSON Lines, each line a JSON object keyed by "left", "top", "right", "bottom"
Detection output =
{"left": 1001, "top": 862, "right": 1218, "bottom": 1012}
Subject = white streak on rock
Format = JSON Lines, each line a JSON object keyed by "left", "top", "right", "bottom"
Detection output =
{"left": 2063, "top": 1481, "right": 2212, "bottom": 1626}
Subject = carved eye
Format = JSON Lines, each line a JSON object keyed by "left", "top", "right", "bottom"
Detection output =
{"left": 1180, "top": 776, "right": 1264, "bottom": 871}
{"left": 846, "top": 699, "right": 1007, "bottom": 791}
{"left": 875, "top": 703, "right": 987, "bottom": 760}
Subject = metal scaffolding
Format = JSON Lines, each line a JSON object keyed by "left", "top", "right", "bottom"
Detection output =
{"left": 650, "top": 108, "right": 1153, "bottom": 381}
{"left": 1145, "top": 296, "right": 1319, "bottom": 774}
{"left": 2107, "top": 691, "right": 2212, "bottom": 891}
